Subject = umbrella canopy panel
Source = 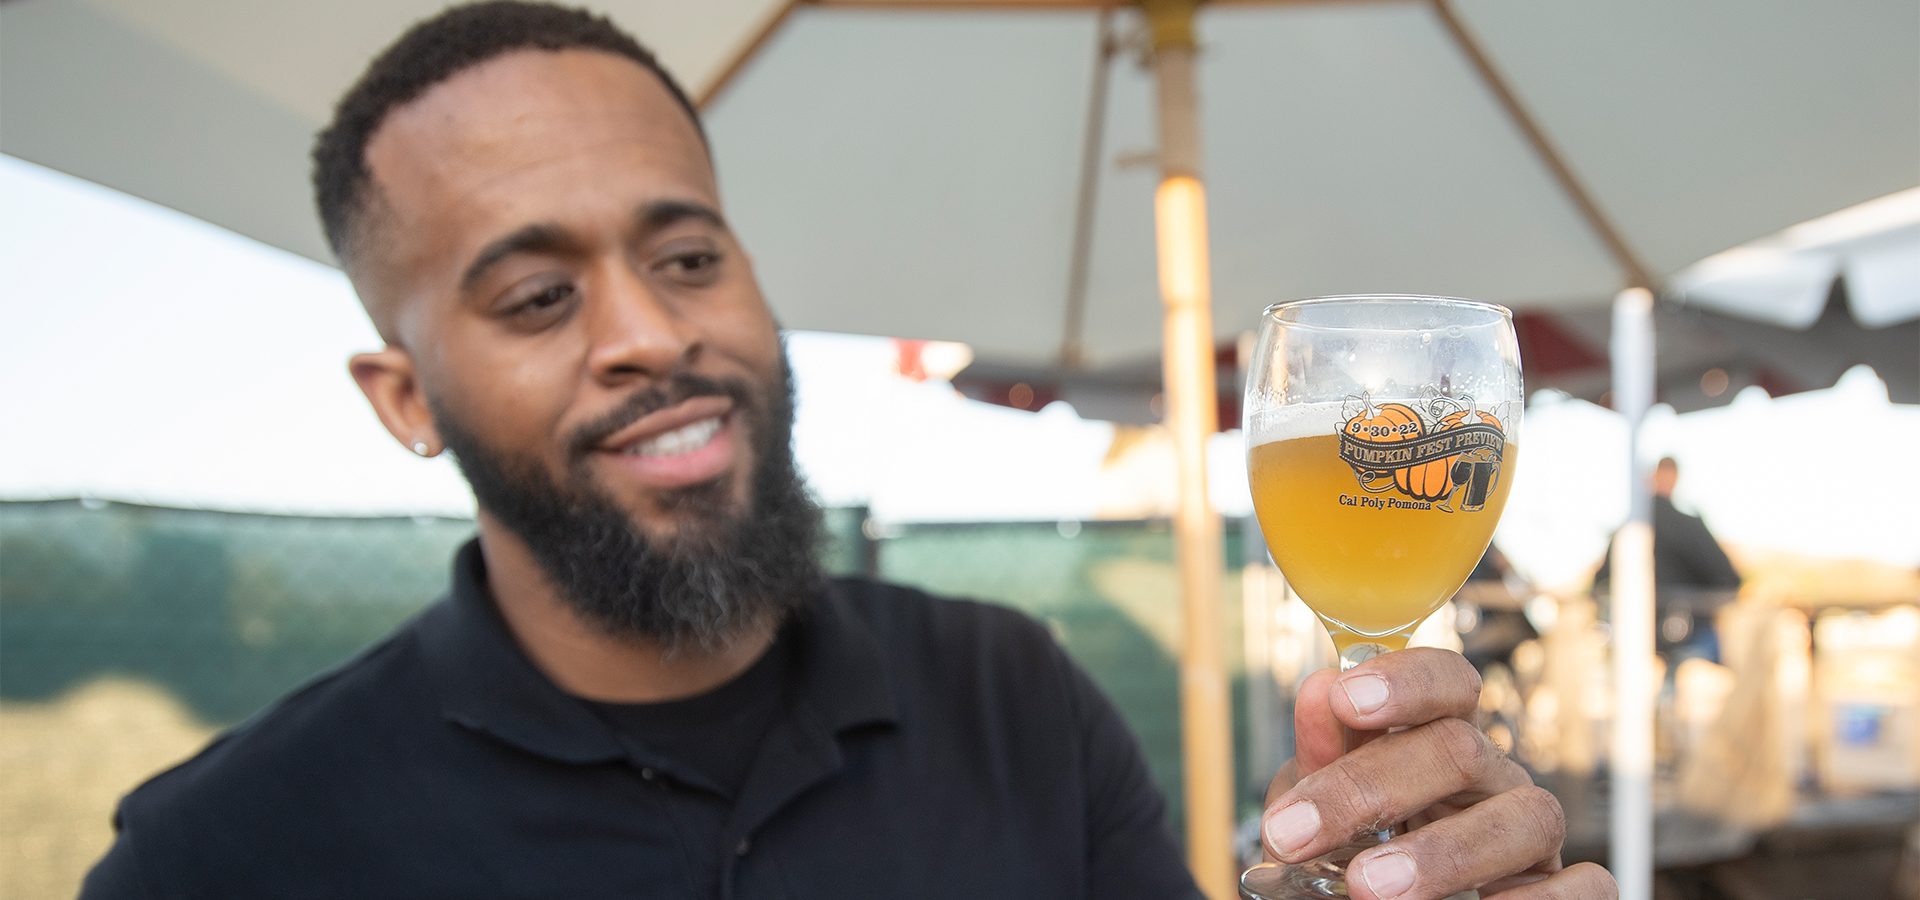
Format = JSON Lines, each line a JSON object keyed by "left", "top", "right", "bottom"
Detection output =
{"left": 0, "top": 0, "right": 787, "bottom": 264}
{"left": 4, "top": 0, "right": 1916, "bottom": 365}
{"left": 706, "top": 0, "right": 1918, "bottom": 365}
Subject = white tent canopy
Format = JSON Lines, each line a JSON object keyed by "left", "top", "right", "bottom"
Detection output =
{"left": 1669, "top": 187, "right": 1920, "bottom": 330}
{"left": 5, "top": 0, "right": 1916, "bottom": 366}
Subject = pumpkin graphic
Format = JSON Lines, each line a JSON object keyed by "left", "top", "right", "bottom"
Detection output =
{"left": 1346, "top": 403, "right": 1424, "bottom": 441}
{"left": 1390, "top": 406, "right": 1453, "bottom": 501}
{"left": 1439, "top": 408, "right": 1501, "bottom": 431}
{"left": 1344, "top": 403, "right": 1424, "bottom": 493}
{"left": 1398, "top": 450, "right": 1453, "bottom": 502}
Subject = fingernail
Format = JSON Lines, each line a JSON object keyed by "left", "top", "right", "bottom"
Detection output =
{"left": 1341, "top": 674, "right": 1390, "bottom": 716}
{"left": 1263, "top": 801, "right": 1319, "bottom": 858}
{"left": 1358, "top": 851, "right": 1416, "bottom": 899}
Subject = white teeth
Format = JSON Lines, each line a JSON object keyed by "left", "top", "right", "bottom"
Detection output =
{"left": 628, "top": 416, "right": 721, "bottom": 458}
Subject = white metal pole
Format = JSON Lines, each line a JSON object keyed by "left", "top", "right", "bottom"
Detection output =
{"left": 1608, "top": 286, "right": 1656, "bottom": 900}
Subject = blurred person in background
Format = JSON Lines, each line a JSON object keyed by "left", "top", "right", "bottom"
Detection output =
{"left": 1599, "top": 457, "right": 1742, "bottom": 661}
{"left": 1645, "top": 457, "right": 1742, "bottom": 593}
{"left": 80, "top": 3, "right": 1607, "bottom": 898}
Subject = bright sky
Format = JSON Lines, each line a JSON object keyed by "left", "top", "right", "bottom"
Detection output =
{"left": 5, "top": 155, "right": 1914, "bottom": 578}
{"left": 1, "top": 154, "right": 472, "bottom": 516}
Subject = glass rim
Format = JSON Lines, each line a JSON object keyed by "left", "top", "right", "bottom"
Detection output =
{"left": 1260, "top": 294, "right": 1514, "bottom": 327}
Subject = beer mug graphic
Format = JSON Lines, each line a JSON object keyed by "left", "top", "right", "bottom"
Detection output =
{"left": 1450, "top": 445, "right": 1501, "bottom": 512}
{"left": 1433, "top": 406, "right": 1504, "bottom": 512}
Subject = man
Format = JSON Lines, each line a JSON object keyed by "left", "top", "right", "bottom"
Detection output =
{"left": 84, "top": 4, "right": 1609, "bottom": 898}
{"left": 1597, "top": 457, "right": 1742, "bottom": 653}
{"left": 1646, "top": 458, "right": 1741, "bottom": 595}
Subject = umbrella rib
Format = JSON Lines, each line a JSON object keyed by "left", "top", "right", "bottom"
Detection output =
{"left": 1060, "top": 10, "right": 1119, "bottom": 369}
{"left": 696, "top": 0, "right": 804, "bottom": 109}
{"left": 1428, "top": 0, "right": 1655, "bottom": 291}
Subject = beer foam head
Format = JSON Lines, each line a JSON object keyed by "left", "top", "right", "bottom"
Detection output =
{"left": 1245, "top": 396, "right": 1521, "bottom": 451}
{"left": 1246, "top": 400, "right": 1350, "bottom": 448}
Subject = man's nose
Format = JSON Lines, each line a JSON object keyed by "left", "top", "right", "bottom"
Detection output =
{"left": 582, "top": 263, "right": 697, "bottom": 385}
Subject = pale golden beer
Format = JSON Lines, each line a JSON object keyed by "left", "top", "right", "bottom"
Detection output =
{"left": 1248, "top": 433, "right": 1517, "bottom": 652}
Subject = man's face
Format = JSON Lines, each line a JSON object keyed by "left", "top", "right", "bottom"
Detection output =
{"left": 359, "top": 48, "right": 781, "bottom": 544}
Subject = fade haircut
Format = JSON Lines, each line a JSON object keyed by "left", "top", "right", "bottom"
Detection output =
{"left": 311, "top": 1, "right": 706, "bottom": 267}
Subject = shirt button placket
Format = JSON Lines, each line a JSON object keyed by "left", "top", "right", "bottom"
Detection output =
{"left": 721, "top": 836, "right": 753, "bottom": 900}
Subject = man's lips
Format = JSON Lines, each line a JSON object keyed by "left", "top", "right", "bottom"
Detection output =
{"left": 596, "top": 394, "right": 735, "bottom": 453}
{"left": 593, "top": 394, "right": 738, "bottom": 490}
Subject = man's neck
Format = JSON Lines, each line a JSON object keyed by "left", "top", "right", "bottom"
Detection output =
{"left": 474, "top": 513, "right": 773, "bottom": 704}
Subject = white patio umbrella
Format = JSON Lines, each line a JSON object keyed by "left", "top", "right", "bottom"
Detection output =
{"left": 6, "top": 1, "right": 1916, "bottom": 895}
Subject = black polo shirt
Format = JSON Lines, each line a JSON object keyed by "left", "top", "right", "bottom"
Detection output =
{"left": 82, "top": 540, "right": 1202, "bottom": 899}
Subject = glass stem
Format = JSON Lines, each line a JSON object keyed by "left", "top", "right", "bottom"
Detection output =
{"left": 1338, "top": 643, "right": 1399, "bottom": 845}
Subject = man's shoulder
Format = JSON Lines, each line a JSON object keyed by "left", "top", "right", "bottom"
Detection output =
{"left": 821, "top": 576, "right": 1079, "bottom": 705}
{"left": 116, "top": 600, "right": 446, "bottom": 826}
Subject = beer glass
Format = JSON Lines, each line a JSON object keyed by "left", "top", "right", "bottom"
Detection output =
{"left": 1240, "top": 296, "right": 1522, "bottom": 900}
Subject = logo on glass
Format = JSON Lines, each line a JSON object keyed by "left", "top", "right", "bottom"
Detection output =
{"left": 1337, "top": 393, "right": 1505, "bottom": 512}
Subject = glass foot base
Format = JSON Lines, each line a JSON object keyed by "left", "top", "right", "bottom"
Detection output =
{"left": 1240, "top": 841, "right": 1479, "bottom": 900}
{"left": 1240, "top": 842, "right": 1372, "bottom": 899}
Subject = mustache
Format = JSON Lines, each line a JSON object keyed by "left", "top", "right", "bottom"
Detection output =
{"left": 564, "top": 371, "right": 750, "bottom": 462}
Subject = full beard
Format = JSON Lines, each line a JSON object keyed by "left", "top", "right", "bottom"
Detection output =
{"left": 433, "top": 354, "right": 823, "bottom": 653}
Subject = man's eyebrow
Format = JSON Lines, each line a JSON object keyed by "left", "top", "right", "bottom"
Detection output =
{"left": 458, "top": 204, "right": 723, "bottom": 290}
{"left": 639, "top": 200, "right": 727, "bottom": 234}
{"left": 460, "top": 223, "right": 574, "bottom": 291}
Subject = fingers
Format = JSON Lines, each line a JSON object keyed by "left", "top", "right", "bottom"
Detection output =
{"left": 1289, "top": 649, "right": 1482, "bottom": 780}
{"left": 1330, "top": 648, "right": 1482, "bottom": 732}
{"left": 1482, "top": 862, "right": 1617, "bottom": 899}
{"left": 1290, "top": 668, "right": 1346, "bottom": 779}
{"left": 1264, "top": 758, "right": 1299, "bottom": 809}
{"left": 1263, "top": 717, "right": 1532, "bottom": 863}
{"left": 1344, "top": 784, "right": 1567, "bottom": 900}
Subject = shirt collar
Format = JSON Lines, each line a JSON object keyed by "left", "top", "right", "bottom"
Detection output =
{"left": 415, "top": 539, "right": 897, "bottom": 766}
{"left": 788, "top": 579, "right": 899, "bottom": 736}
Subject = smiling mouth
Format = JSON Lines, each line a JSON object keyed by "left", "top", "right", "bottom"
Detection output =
{"left": 589, "top": 392, "right": 738, "bottom": 491}
{"left": 624, "top": 415, "right": 723, "bottom": 458}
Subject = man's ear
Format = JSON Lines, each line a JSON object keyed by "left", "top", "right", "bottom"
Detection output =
{"left": 350, "top": 348, "right": 442, "bottom": 456}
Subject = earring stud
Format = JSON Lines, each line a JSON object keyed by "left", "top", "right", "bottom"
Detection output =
{"left": 412, "top": 441, "right": 431, "bottom": 456}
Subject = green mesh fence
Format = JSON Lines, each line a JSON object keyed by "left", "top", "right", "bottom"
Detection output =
{"left": 0, "top": 501, "right": 474, "bottom": 723}
{"left": 868, "top": 519, "right": 1254, "bottom": 835}
{"left": 0, "top": 499, "right": 1256, "bottom": 838}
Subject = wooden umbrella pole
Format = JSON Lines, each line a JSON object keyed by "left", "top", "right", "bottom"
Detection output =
{"left": 1141, "top": 1, "right": 1235, "bottom": 897}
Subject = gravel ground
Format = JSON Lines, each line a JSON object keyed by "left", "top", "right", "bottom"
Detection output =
{"left": 1, "top": 678, "right": 213, "bottom": 900}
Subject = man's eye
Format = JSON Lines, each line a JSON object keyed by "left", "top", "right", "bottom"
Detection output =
{"left": 675, "top": 253, "right": 718, "bottom": 273}
{"left": 521, "top": 283, "right": 574, "bottom": 311}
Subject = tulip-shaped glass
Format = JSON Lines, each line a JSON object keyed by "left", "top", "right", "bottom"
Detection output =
{"left": 1239, "top": 296, "right": 1523, "bottom": 900}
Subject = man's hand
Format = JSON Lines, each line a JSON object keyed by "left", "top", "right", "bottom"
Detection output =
{"left": 1259, "top": 649, "right": 1616, "bottom": 900}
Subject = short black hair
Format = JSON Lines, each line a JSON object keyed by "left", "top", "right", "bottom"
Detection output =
{"left": 311, "top": 1, "right": 706, "bottom": 265}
